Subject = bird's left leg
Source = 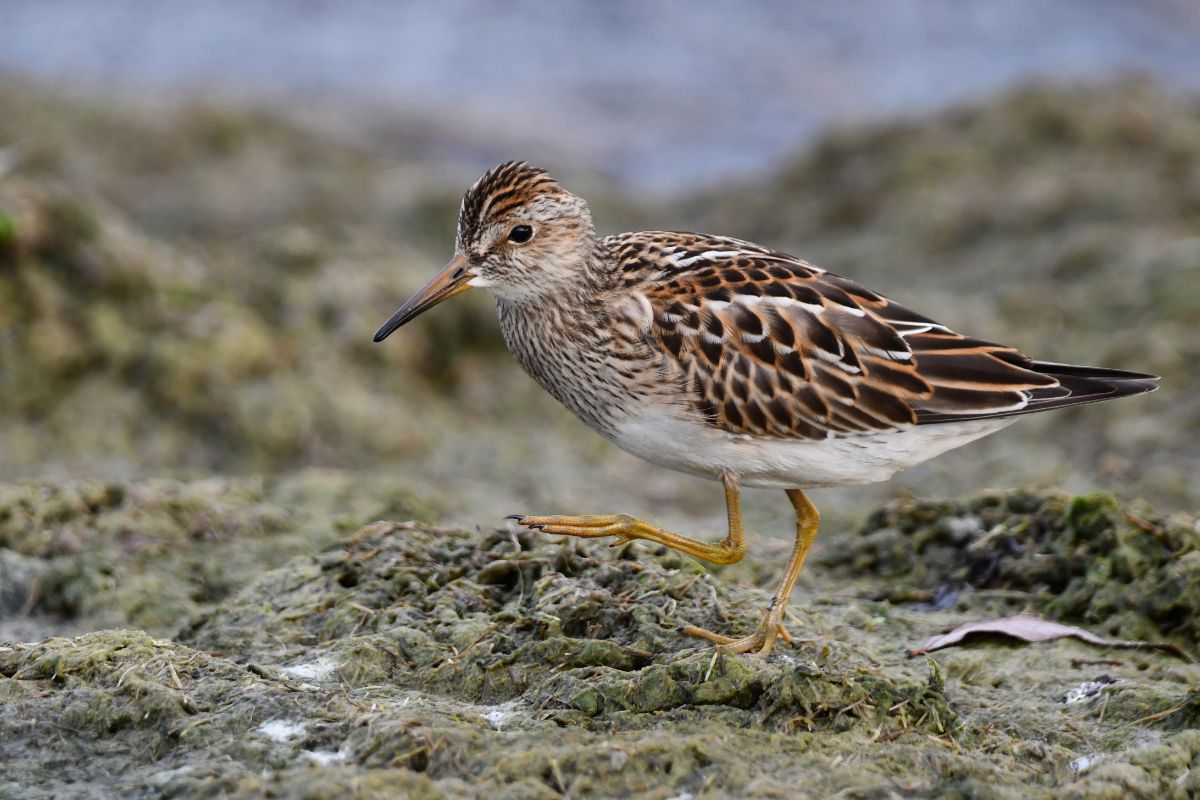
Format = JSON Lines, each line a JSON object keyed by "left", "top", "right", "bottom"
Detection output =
{"left": 511, "top": 469, "right": 747, "bottom": 565}
{"left": 683, "top": 488, "right": 819, "bottom": 655}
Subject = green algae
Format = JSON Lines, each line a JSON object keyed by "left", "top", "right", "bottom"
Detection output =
{"left": 0, "top": 174, "right": 504, "bottom": 482}
{"left": 182, "top": 521, "right": 952, "bottom": 738}
{"left": 0, "top": 630, "right": 361, "bottom": 797}
{"left": 3, "top": 483, "right": 1198, "bottom": 798}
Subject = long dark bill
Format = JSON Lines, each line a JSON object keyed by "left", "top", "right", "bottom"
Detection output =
{"left": 373, "top": 253, "right": 472, "bottom": 342}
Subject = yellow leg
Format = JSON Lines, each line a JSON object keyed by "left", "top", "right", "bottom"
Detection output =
{"left": 510, "top": 469, "right": 747, "bottom": 565}
{"left": 684, "top": 488, "right": 820, "bottom": 655}
{"left": 512, "top": 476, "right": 821, "bottom": 655}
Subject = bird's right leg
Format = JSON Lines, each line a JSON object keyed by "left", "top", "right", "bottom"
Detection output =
{"left": 512, "top": 471, "right": 794, "bottom": 649}
{"left": 511, "top": 469, "right": 747, "bottom": 565}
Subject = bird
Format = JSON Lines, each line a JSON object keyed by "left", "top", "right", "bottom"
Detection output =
{"left": 373, "top": 161, "right": 1158, "bottom": 655}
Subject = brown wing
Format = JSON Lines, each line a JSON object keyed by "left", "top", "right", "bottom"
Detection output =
{"left": 612, "top": 232, "right": 1074, "bottom": 440}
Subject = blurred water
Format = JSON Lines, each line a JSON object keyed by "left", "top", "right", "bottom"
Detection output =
{"left": 3, "top": 0, "right": 1199, "bottom": 185}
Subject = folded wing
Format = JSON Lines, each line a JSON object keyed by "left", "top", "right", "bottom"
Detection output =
{"left": 614, "top": 232, "right": 1157, "bottom": 440}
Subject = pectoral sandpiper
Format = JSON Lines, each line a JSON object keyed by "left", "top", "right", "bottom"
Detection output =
{"left": 374, "top": 161, "right": 1158, "bottom": 655}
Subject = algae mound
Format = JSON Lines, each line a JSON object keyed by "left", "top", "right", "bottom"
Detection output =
{"left": 183, "top": 521, "right": 951, "bottom": 735}
{"left": 3, "top": 483, "right": 1199, "bottom": 798}
{"left": 2, "top": 513, "right": 953, "bottom": 799}
{"left": 822, "top": 489, "right": 1200, "bottom": 648}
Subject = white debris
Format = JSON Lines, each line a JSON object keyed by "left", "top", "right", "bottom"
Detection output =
{"left": 257, "top": 719, "right": 306, "bottom": 743}
{"left": 482, "top": 700, "right": 521, "bottom": 730}
{"left": 1061, "top": 676, "right": 1120, "bottom": 705}
{"left": 148, "top": 764, "right": 195, "bottom": 787}
{"left": 1069, "top": 753, "right": 1103, "bottom": 774}
{"left": 280, "top": 657, "right": 340, "bottom": 681}
{"left": 303, "top": 748, "right": 349, "bottom": 766}
{"left": 947, "top": 514, "right": 984, "bottom": 539}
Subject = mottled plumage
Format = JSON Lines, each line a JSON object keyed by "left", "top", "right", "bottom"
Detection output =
{"left": 607, "top": 229, "right": 1156, "bottom": 442}
{"left": 374, "top": 161, "right": 1158, "bottom": 654}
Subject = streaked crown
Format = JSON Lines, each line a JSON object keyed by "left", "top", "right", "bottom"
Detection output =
{"left": 458, "top": 162, "right": 556, "bottom": 245}
{"left": 454, "top": 161, "right": 603, "bottom": 300}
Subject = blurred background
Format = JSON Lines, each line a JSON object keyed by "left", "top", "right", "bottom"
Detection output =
{"left": 2, "top": 0, "right": 1199, "bottom": 537}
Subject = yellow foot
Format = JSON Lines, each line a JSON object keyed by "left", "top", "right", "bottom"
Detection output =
{"left": 508, "top": 512, "right": 747, "bottom": 565}
{"left": 681, "top": 621, "right": 794, "bottom": 656}
{"left": 507, "top": 513, "right": 639, "bottom": 546}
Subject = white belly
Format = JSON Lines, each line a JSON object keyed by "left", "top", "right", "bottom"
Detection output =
{"left": 610, "top": 408, "right": 1017, "bottom": 489}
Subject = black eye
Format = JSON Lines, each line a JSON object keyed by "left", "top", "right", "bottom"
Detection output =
{"left": 508, "top": 224, "right": 533, "bottom": 244}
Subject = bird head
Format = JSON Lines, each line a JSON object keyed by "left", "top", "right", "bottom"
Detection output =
{"left": 374, "top": 161, "right": 597, "bottom": 342}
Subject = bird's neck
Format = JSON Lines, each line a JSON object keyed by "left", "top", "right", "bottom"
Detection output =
{"left": 560, "top": 234, "right": 615, "bottom": 296}
{"left": 495, "top": 277, "right": 628, "bottom": 436}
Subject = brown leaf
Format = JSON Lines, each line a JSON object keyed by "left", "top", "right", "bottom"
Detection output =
{"left": 908, "top": 613, "right": 1193, "bottom": 661}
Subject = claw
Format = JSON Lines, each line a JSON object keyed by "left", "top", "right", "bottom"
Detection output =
{"left": 504, "top": 514, "right": 545, "bottom": 531}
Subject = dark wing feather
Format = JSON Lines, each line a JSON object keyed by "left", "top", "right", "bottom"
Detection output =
{"left": 610, "top": 232, "right": 1157, "bottom": 439}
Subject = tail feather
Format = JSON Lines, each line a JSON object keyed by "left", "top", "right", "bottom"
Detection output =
{"left": 1025, "top": 359, "right": 1160, "bottom": 382}
{"left": 916, "top": 359, "right": 1158, "bottom": 425}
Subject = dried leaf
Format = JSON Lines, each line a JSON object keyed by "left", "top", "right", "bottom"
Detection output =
{"left": 908, "top": 613, "right": 1192, "bottom": 661}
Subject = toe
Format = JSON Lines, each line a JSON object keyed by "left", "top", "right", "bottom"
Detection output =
{"left": 682, "top": 625, "right": 785, "bottom": 656}
{"left": 539, "top": 524, "right": 623, "bottom": 538}
{"left": 681, "top": 624, "right": 737, "bottom": 645}
{"left": 720, "top": 636, "right": 762, "bottom": 655}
